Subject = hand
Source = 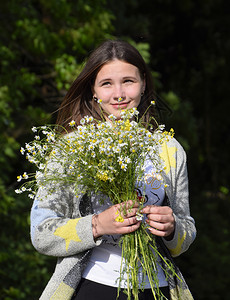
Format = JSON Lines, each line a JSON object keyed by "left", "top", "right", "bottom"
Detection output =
{"left": 141, "top": 205, "right": 175, "bottom": 240}
{"left": 92, "top": 200, "right": 141, "bottom": 239}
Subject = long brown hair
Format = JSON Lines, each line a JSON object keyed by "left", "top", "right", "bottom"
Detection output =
{"left": 56, "top": 39, "right": 161, "bottom": 131}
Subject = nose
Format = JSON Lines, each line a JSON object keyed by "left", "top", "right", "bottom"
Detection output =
{"left": 113, "top": 84, "right": 125, "bottom": 100}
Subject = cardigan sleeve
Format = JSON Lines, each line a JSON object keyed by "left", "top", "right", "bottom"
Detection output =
{"left": 161, "top": 138, "right": 196, "bottom": 257}
{"left": 30, "top": 158, "right": 102, "bottom": 257}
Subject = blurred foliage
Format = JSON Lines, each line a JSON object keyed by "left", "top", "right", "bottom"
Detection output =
{"left": 0, "top": 0, "right": 230, "bottom": 299}
{"left": 107, "top": 0, "right": 230, "bottom": 298}
{"left": 0, "top": 0, "right": 114, "bottom": 299}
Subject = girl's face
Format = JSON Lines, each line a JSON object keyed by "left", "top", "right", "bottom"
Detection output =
{"left": 93, "top": 59, "right": 145, "bottom": 119}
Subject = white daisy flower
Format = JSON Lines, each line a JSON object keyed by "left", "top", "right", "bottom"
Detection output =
{"left": 108, "top": 114, "right": 117, "bottom": 121}
{"left": 80, "top": 118, "right": 85, "bottom": 125}
{"left": 17, "top": 175, "right": 22, "bottom": 182}
{"left": 38, "top": 163, "right": 45, "bottom": 170}
{"left": 117, "top": 156, "right": 123, "bottom": 165}
{"left": 22, "top": 172, "right": 29, "bottom": 179}
{"left": 20, "top": 147, "right": 25, "bottom": 155}
{"left": 124, "top": 157, "right": 131, "bottom": 164}
{"left": 120, "top": 163, "right": 127, "bottom": 171}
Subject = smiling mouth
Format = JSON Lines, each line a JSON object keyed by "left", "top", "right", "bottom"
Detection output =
{"left": 112, "top": 102, "right": 130, "bottom": 108}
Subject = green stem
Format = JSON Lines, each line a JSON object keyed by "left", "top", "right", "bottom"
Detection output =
{"left": 137, "top": 232, "right": 158, "bottom": 300}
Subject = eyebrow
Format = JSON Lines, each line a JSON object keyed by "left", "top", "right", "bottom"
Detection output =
{"left": 98, "top": 78, "right": 111, "bottom": 84}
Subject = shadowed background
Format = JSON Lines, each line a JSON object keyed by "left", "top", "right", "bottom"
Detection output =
{"left": 0, "top": 0, "right": 229, "bottom": 299}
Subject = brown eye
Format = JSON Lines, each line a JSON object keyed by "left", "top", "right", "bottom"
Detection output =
{"left": 124, "top": 79, "right": 133, "bottom": 83}
{"left": 102, "top": 81, "right": 111, "bottom": 86}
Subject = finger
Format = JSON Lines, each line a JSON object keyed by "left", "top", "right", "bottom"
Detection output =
{"left": 117, "top": 221, "right": 141, "bottom": 235}
{"left": 124, "top": 208, "right": 139, "bottom": 218}
{"left": 141, "top": 205, "right": 172, "bottom": 215}
{"left": 115, "top": 215, "right": 139, "bottom": 227}
{"left": 126, "top": 221, "right": 141, "bottom": 233}
{"left": 122, "top": 200, "right": 139, "bottom": 209}
{"left": 114, "top": 208, "right": 138, "bottom": 221}
{"left": 146, "top": 213, "right": 172, "bottom": 223}
{"left": 146, "top": 219, "right": 169, "bottom": 231}
{"left": 146, "top": 219, "right": 175, "bottom": 238}
{"left": 116, "top": 201, "right": 139, "bottom": 217}
{"left": 126, "top": 216, "right": 139, "bottom": 226}
{"left": 148, "top": 226, "right": 169, "bottom": 237}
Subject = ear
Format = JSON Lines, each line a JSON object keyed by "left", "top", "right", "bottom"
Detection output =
{"left": 91, "top": 87, "right": 96, "bottom": 98}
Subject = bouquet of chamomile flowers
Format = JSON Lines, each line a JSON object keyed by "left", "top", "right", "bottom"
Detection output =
{"left": 16, "top": 107, "right": 178, "bottom": 300}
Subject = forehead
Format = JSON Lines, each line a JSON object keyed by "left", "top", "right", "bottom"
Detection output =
{"left": 95, "top": 60, "right": 141, "bottom": 80}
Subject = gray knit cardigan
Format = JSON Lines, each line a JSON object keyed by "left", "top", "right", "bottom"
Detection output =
{"left": 30, "top": 137, "right": 196, "bottom": 300}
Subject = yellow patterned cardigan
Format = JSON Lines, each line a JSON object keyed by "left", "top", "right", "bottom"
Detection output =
{"left": 30, "top": 137, "right": 196, "bottom": 299}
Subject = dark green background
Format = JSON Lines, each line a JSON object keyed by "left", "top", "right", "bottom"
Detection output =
{"left": 0, "top": 0, "right": 229, "bottom": 299}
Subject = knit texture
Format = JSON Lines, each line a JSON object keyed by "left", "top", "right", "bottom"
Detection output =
{"left": 30, "top": 137, "right": 196, "bottom": 299}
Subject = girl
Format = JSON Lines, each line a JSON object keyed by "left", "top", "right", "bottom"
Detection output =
{"left": 30, "top": 39, "right": 196, "bottom": 300}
